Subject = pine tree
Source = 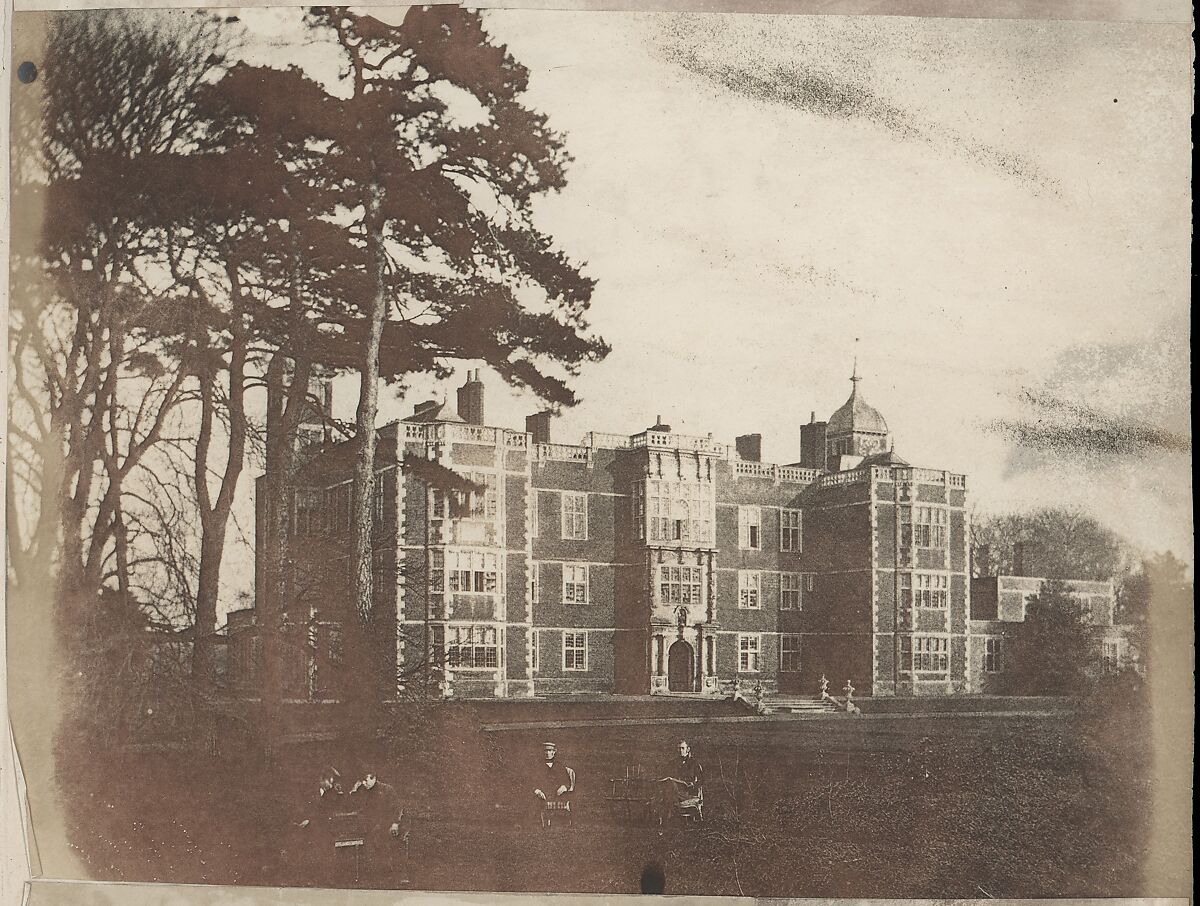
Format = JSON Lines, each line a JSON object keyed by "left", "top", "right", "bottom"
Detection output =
{"left": 206, "top": 7, "right": 608, "bottom": 738}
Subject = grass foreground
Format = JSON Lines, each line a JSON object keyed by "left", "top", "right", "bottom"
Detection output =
{"left": 58, "top": 696, "right": 1152, "bottom": 897}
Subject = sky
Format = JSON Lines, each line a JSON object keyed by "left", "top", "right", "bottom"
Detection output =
{"left": 225, "top": 7, "right": 1192, "bottom": 587}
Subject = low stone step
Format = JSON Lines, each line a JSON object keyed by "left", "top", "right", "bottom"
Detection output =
{"left": 765, "top": 696, "right": 842, "bottom": 714}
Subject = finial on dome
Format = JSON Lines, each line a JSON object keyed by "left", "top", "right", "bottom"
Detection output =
{"left": 851, "top": 338, "right": 861, "bottom": 385}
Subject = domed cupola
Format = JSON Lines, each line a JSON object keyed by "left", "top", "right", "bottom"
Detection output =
{"left": 825, "top": 360, "right": 891, "bottom": 470}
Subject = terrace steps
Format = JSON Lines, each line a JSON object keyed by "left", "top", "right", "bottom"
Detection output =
{"left": 765, "top": 695, "right": 843, "bottom": 714}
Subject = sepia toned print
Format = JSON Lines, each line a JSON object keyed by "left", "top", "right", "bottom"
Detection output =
{"left": 3, "top": 4, "right": 1191, "bottom": 901}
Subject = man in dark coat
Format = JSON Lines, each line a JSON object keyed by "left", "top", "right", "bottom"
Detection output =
{"left": 657, "top": 740, "right": 704, "bottom": 822}
{"left": 293, "top": 766, "right": 345, "bottom": 882}
{"left": 352, "top": 770, "right": 410, "bottom": 883}
{"left": 532, "top": 742, "right": 575, "bottom": 827}
{"left": 298, "top": 766, "right": 345, "bottom": 834}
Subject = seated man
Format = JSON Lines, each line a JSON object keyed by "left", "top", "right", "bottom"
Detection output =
{"left": 657, "top": 740, "right": 704, "bottom": 822}
{"left": 532, "top": 741, "right": 575, "bottom": 827}
{"left": 351, "top": 769, "right": 410, "bottom": 883}
{"left": 297, "top": 765, "right": 345, "bottom": 834}
{"left": 292, "top": 766, "right": 346, "bottom": 883}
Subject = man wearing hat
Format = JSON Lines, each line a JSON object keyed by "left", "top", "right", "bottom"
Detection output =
{"left": 293, "top": 766, "right": 346, "bottom": 881}
{"left": 531, "top": 741, "right": 576, "bottom": 827}
{"left": 298, "top": 765, "right": 345, "bottom": 830}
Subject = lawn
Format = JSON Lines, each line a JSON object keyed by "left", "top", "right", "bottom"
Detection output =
{"left": 57, "top": 698, "right": 1152, "bottom": 896}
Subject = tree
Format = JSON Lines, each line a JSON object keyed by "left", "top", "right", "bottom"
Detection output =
{"left": 6, "top": 11, "right": 231, "bottom": 615}
{"left": 6, "top": 12, "right": 242, "bottom": 759}
{"left": 11, "top": 5, "right": 610, "bottom": 761}
{"left": 157, "top": 56, "right": 360, "bottom": 693}
{"left": 222, "top": 7, "right": 610, "bottom": 731}
{"left": 1117, "top": 551, "right": 1190, "bottom": 626}
{"left": 971, "top": 507, "right": 1129, "bottom": 581}
{"left": 1007, "top": 579, "right": 1092, "bottom": 695}
{"left": 1115, "top": 551, "right": 1190, "bottom": 682}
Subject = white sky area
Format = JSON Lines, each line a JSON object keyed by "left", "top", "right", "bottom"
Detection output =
{"left": 212, "top": 9, "right": 1192, "bottom": 613}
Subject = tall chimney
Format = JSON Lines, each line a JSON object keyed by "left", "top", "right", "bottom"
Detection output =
{"left": 1012, "top": 541, "right": 1026, "bottom": 577}
{"left": 735, "top": 433, "right": 762, "bottom": 462}
{"left": 975, "top": 544, "right": 991, "bottom": 578}
{"left": 799, "top": 418, "right": 828, "bottom": 470}
{"left": 457, "top": 369, "right": 485, "bottom": 426}
{"left": 526, "top": 411, "right": 552, "bottom": 445}
{"left": 295, "top": 372, "right": 335, "bottom": 450}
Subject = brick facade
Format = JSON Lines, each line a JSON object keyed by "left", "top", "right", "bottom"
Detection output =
{"left": 967, "top": 575, "right": 1138, "bottom": 693}
{"left": 239, "top": 375, "right": 985, "bottom": 700}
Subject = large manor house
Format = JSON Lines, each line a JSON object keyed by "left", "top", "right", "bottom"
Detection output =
{"left": 225, "top": 366, "right": 1130, "bottom": 702}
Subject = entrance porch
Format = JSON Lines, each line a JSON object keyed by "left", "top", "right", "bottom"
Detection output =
{"left": 649, "top": 625, "right": 721, "bottom": 695}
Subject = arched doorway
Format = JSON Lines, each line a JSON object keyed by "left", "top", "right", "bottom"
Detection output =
{"left": 667, "top": 640, "right": 695, "bottom": 693}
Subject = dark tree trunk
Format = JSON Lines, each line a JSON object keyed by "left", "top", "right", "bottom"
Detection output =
{"left": 345, "top": 182, "right": 389, "bottom": 743}
{"left": 192, "top": 275, "right": 248, "bottom": 693}
{"left": 259, "top": 347, "right": 313, "bottom": 762}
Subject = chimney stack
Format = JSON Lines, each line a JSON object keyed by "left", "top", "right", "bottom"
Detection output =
{"left": 457, "top": 369, "right": 485, "bottom": 426}
{"left": 413, "top": 399, "right": 439, "bottom": 420}
{"left": 649, "top": 415, "right": 672, "bottom": 433}
{"left": 526, "top": 411, "right": 552, "bottom": 445}
{"left": 303, "top": 372, "right": 335, "bottom": 440}
{"left": 799, "top": 417, "right": 828, "bottom": 470}
{"left": 975, "top": 544, "right": 991, "bottom": 578}
{"left": 735, "top": 433, "right": 762, "bottom": 462}
{"left": 1012, "top": 542, "right": 1026, "bottom": 577}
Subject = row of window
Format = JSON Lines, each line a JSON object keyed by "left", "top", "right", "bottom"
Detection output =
{"left": 900, "top": 635, "right": 950, "bottom": 674}
{"left": 748, "top": 633, "right": 803, "bottom": 672}
{"left": 737, "top": 570, "right": 814, "bottom": 610}
{"left": 242, "top": 623, "right": 980, "bottom": 683}
{"left": 426, "top": 624, "right": 501, "bottom": 670}
{"left": 536, "top": 492, "right": 810, "bottom": 553}
{"left": 645, "top": 480, "right": 714, "bottom": 544}
{"left": 901, "top": 506, "right": 949, "bottom": 550}
{"left": 229, "top": 625, "right": 343, "bottom": 698}
{"left": 431, "top": 472, "right": 499, "bottom": 522}
{"left": 901, "top": 572, "right": 951, "bottom": 609}
{"left": 295, "top": 474, "right": 396, "bottom": 536}
{"left": 978, "top": 638, "right": 1121, "bottom": 676}
{"left": 737, "top": 506, "right": 803, "bottom": 552}
{"left": 527, "top": 562, "right": 816, "bottom": 611}
{"left": 528, "top": 630, "right": 590, "bottom": 672}
{"left": 523, "top": 630, "right": 802, "bottom": 674}
{"left": 430, "top": 550, "right": 501, "bottom": 595}
{"left": 301, "top": 484, "right": 950, "bottom": 557}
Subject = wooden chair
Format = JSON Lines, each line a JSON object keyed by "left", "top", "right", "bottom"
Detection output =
{"left": 540, "top": 766, "right": 576, "bottom": 828}
{"left": 658, "top": 778, "right": 704, "bottom": 823}
{"left": 606, "top": 764, "right": 656, "bottom": 825}
{"left": 329, "top": 810, "right": 365, "bottom": 882}
{"left": 677, "top": 786, "right": 704, "bottom": 822}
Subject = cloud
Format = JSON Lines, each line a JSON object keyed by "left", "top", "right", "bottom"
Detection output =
{"left": 652, "top": 15, "right": 1058, "bottom": 195}
{"left": 766, "top": 260, "right": 880, "bottom": 305}
{"left": 985, "top": 317, "right": 1192, "bottom": 468}
{"left": 987, "top": 388, "right": 1191, "bottom": 459}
